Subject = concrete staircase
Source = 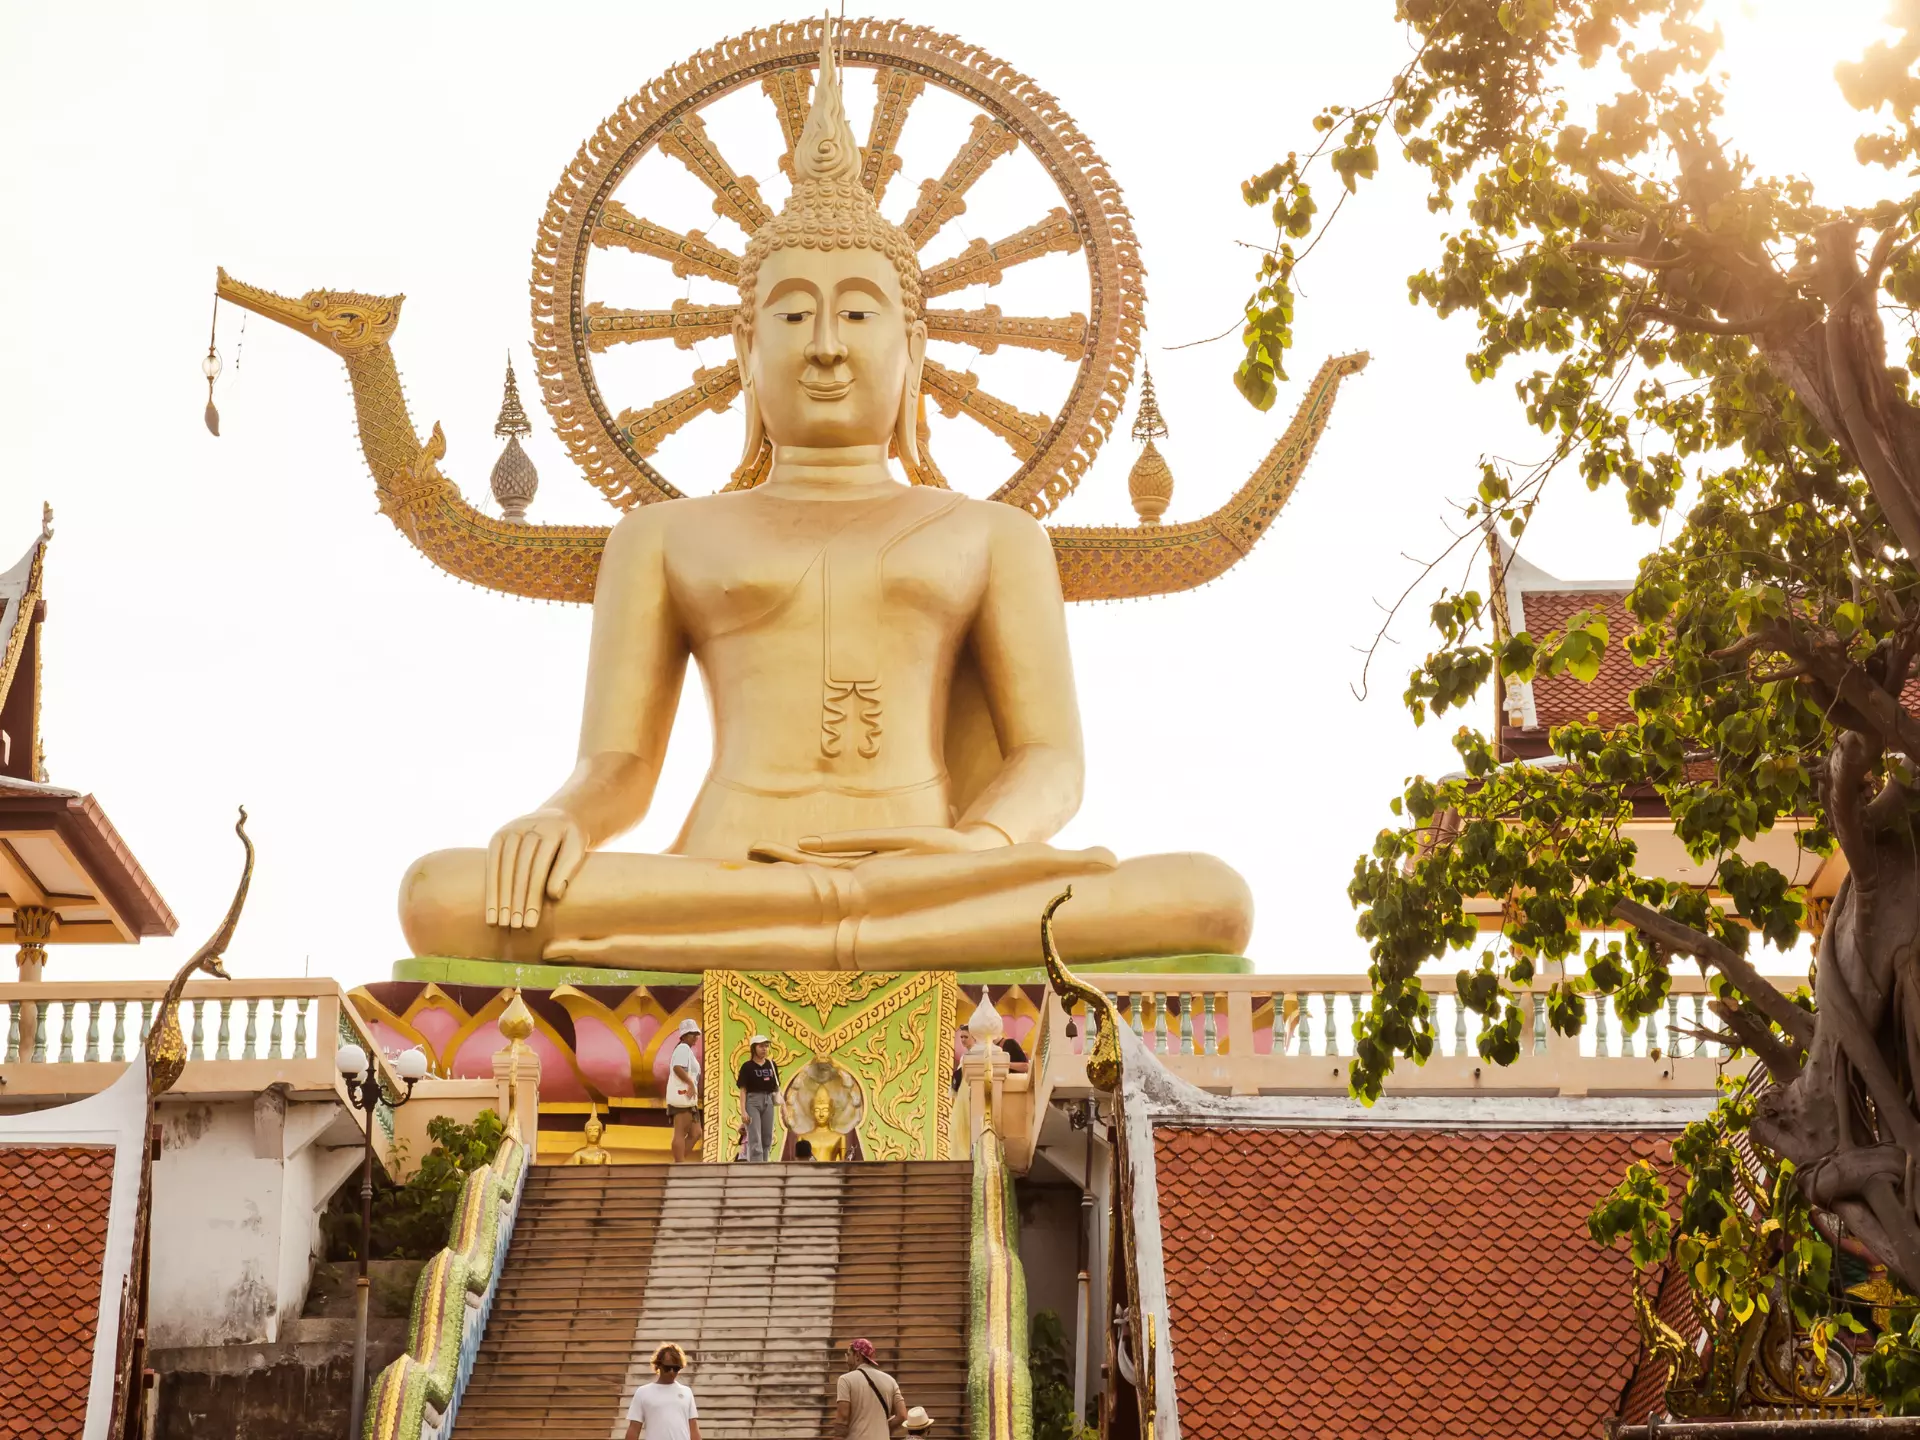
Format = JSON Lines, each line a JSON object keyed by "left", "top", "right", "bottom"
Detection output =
{"left": 454, "top": 1161, "right": 971, "bottom": 1439}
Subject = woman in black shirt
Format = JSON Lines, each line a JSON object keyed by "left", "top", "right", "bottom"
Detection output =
{"left": 736, "top": 1036, "right": 780, "bottom": 1162}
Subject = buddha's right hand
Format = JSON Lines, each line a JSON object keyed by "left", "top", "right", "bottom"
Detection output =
{"left": 486, "top": 809, "right": 588, "bottom": 929}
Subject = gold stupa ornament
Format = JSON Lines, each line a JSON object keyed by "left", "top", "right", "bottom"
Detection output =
{"left": 214, "top": 16, "right": 1367, "bottom": 605}
{"left": 488, "top": 355, "right": 538, "bottom": 523}
{"left": 1127, "top": 365, "right": 1173, "bottom": 525}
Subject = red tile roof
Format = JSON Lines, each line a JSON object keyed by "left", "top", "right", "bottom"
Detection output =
{"left": 1155, "top": 1126, "right": 1664, "bottom": 1440}
{"left": 0, "top": 1145, "right": 116, "bottom": 1437}
{"left": 1518, "top": 588, "right": 1640, "bottom": 731}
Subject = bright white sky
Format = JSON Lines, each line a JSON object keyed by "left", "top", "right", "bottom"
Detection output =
{"left": 0, "top": 0, "right": 1899, "bottom": 985}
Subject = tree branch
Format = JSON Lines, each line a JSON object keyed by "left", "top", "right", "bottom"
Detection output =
{"left": 1633, "top": 302, "right": 1794, "bottom": 337}
{"left": 1712, "top": 998, "right": 1805, "bottom": 1083}
{"left": 1611, "top": 896, "right": 1816, "bottom": 1050}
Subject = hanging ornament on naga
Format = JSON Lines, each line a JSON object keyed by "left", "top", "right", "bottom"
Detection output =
{"left": 210, "top": 17, "right": 1366, "bottom": 604}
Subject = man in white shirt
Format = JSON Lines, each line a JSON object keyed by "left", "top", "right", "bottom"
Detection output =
{"left": 626, "top": 1342, "right": 700, "bottom": 1440}
{"left": 667, "top": 1019, "right": 704, "bottom": 1162}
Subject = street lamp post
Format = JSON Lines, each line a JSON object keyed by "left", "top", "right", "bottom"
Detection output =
{"left": 336, "top": 1041, "right": 428, "bottom": 1438}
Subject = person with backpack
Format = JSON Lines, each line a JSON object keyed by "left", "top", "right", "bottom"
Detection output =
{"left": 835, "top": 1338, "right": 908, "bottom": 1439}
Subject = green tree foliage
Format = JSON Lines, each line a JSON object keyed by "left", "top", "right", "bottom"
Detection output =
{"left": 1242, "top": 0, "right": 1920, "bottom": 1404}
{"left": 1030, "top": 1309, "right": 1096, "bottom": 1440}
{"left": 324, "top": 1109, "right": 506, "bottom": 1262}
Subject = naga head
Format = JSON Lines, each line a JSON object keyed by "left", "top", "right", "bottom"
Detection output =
{"left": 215, "top": 267, "right": 403, "bottom": 355}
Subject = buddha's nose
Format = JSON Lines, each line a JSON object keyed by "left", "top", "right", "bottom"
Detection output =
{"left": 805, "top": 326, "right": 848, "bottom": 367}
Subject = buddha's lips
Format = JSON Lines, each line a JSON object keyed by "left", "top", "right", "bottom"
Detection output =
{"left": 802, "top": 379, "right": 854, "bottom": 401}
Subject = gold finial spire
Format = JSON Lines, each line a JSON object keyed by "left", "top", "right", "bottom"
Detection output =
{"left": 494, "top": 353, "right": 533, "bottom": 439}
{"left": 1131, "top": 363, "right": 1169, "bottom": 443}
{"left": 1127, "top": 365, "right": 1174, "bottom": 524}
{"left": 490, "top": 353, "right": 539, "bottom": 522}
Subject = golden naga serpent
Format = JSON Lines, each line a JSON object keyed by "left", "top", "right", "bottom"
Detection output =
{"left": 214, "top": 17, "right": 1366, "bottom": 604}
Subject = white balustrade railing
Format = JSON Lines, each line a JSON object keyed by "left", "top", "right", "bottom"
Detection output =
{"left": 1037, "top": 972, "right": 1797, "bottom": 1098}
{"left": 0, "top": 979, "right": 400, "bottom": 1101}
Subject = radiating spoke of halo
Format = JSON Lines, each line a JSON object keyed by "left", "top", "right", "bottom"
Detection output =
{"left": 762, "top": 66, "right": 813, "bottom": 176}
{"left": 926, "top": 305, "right": 1088, "bottom": 360}
{"left": 861, "top": 67, "right": 924, "bottom": 203}
{"left": 902, "top": 116, "right": 1020, "bottom": 249}
{"left": 615, "top": 362, "right": 742, "bottom": 457}
{"left": 922, "top": 209, "right": 1083, "bottom": 298}
{"left": 592, "top": 201, "right": 742, "bottom": 283}
{"left": 658, "top": 113, "right": 774, "bottom": 232}
{"left": 922, "top": 359, "right": 1054, "bottom": 460}
{"left": 586, "top": 301, "right": 741, "bottom": 352}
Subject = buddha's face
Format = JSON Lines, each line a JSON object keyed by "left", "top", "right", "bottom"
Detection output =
{"left": 584, "top": 1116, "right": 603, "bottom": 1143}
{"left": 737, "top": 246, "right": 924, "bottom": 450}
{"left": 811, "top": 1088, "right": 834, "bottom": 1127}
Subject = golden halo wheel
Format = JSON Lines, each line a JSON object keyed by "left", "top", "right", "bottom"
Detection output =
{"left": 529, "top": 15, "right": 1144, "bottom": 518}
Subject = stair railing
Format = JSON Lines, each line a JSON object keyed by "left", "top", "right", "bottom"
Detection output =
{"left": 361, "top": 995, "right": 536, "bottom": 1440}
{"left": 968, "top": 1086, "right": 1033, "bottom": 1440}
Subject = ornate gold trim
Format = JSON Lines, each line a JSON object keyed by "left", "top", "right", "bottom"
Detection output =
{"left": 526, "top": 16, "right": 1145, "bottom": 518}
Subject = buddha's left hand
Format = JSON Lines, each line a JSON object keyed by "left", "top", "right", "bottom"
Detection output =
{"left": 751, "top": 824, "right": 1010, "bottom": 865}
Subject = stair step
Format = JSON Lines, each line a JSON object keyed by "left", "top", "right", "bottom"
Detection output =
{"left": 452, "top": 1162, "right": 973, "bottom": 1440}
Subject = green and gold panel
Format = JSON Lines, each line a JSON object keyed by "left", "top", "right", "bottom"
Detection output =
{"left": 701, "top": 970, "right": 959, "bottom": 1162}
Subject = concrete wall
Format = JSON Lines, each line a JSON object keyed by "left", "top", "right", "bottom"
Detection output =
{"left": 148, "top": 1091, "right": 359, "bottom": 1349}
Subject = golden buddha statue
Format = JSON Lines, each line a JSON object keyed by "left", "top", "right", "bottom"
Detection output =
{"left": 567, "top": 1111, "right": 613, "bottom": 1165}
{"left": 394, "top": 28, "right": 1253, "bottom": 972}
{"left": 795, "top": 1086, "right": 848, "bottom": 1163}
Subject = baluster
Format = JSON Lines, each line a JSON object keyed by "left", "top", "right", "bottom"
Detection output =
{"left": 83, "top": 1001, "right": 100, "bottom": 1062}
{"left": 58, "top": 1002, "right": 75, "bottom": 1063}
{"left": 1594, "top": 995, "right": 1610, "bottom": 1058}
{"left": 1620, "top": 999, "right": 1636, "bottom": 1057}
{"left": 1321, "top": 993, "right": 1338, "bottom": 1057}
{"left": 138, "top": 999, "right": 153, "bottom": 1045}
{"left": 215, "top": 999, "right": 232, "bottom": 1060}
{"left": 243, "top": 999, "right": 259, "bottom": 1060}
{"left": 1668, "top": 997, "right": 1681, "bottom": 1061}
{"left": 190, "top": 999, "right": 206, "bottom": 1061}
{"left": 1126, "top": 993, "right": 1144, "bottom": 1042}
{"left": 294, "top": 997, "right": 310, "bottom": 1059}
{"left": 269, "top": 998, "right": 284, "bottom": 1060}
{"left": 1296, "top": 993, "right": 1314, "bottom": 1056}
{"left": 5, "top": 1002, "right": 17, "bottom": 1063}
{"left": 1203, "top": 993, "right": 1218, "bottom": 1056}
{"left": 1177, "top": 994, "right": 1194, "bottom": 1055}
{"left": 1690, "top": 995, "right": 1706, "bottom": 1056}
{"left": 1453, "top": 995, "right": 1467, "bottom": 1058}
{"left": 1534, "top": 995, "right": 1548, "bottom": 1054}
{"left": 30, "top": 1001, "right": 47, "bottom": 1063}
{"left": 109, "top": 1000, "right": 127, "bottom": 1063}
{"left": 1644, "top": 1011, "right": 1660, "bottom": 1058}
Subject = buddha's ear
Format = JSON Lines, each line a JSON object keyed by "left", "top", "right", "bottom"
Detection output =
{"left": 734, "top": 317, "right": 764, "bottom": 472}
{"left": 896, "top": 318, "right": 928, "bottom": 476}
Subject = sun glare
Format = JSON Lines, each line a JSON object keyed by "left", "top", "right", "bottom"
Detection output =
{"left": 1702, "top": 0, "right": 1903, "bottom": 203}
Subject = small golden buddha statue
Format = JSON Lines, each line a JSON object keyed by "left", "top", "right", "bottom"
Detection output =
{"left": 567, "top": 1112, "right": 613, "bottom": 1166}
{"left": 395, "top": 25, "right": 1252, "bottom": 972}
{"left": 796, "top": 1086, "right": 847, "bottom": 1163}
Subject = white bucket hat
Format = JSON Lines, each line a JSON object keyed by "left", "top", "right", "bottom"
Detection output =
{"left": 750, "top": 1034, "right": 771, "bottom": 1045}
{"left": 677, "top": 1018, "right": 702, "bottom": 1037}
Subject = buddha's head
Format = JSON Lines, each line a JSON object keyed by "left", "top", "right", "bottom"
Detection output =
{"left": 811, "top": 1086, "right": 835, "bottom": 1128}
{"left": 583, "top": 1114, "right": 604, "bottom": 1145}
{"left": 734, "top": 26, "right": 926, "bottom": 473}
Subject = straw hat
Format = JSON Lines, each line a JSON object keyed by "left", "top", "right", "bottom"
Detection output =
{"left": 904, "top": 1406, "right": 936, "bottom": 1432}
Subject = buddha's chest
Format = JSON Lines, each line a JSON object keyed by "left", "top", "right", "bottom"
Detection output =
{"left": 666, "top": 495, "right": 985, "bottom": 647}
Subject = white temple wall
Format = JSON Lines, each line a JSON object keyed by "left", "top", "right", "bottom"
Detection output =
{"left": 148, "top": 1091, "right": 358, "bottom": 1349}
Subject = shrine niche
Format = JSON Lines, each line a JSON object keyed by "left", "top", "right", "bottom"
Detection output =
{"left": 700, "top": 969, "right": 957, "bottom": 1162}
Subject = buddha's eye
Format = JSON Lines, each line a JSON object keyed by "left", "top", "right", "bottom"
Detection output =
{"left": 776, "top": 310, "right": 811, "bottom": 324}
{"left": 840, "top": 309, "right": 875, "bottom": 322}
